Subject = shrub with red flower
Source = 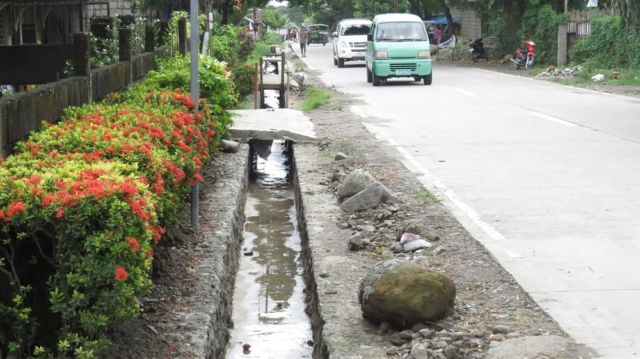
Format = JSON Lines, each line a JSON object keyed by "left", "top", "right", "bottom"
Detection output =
{"left": 0, "top": 54, "right": 235, "bottom": 358}
{"left": 114, "top": 266, "right": 129, "bottom": 281}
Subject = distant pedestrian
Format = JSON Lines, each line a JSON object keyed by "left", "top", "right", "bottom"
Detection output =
{"left": 299, "top": 25, "right": 308, "bottom": 57}
{"left": 434, "top": 26, "right": 443, "bottom": 46}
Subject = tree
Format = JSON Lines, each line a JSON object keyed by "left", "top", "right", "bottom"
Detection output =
{"left": 287, "top": 6, "right": 305, "bottom": 25}
{"left": 263, "top": 6, "right": 288, "bottom": 29}
{"left": 612, "top": 0, "right": 640, "bottom": 27}
{"left": 353, "top": 0, "right": 411, "bottom": 18}
{"left": 289, "top": 0, "right": 355, "bottom": 26}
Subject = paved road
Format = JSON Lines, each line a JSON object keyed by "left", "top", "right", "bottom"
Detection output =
{"left": 296, "top": 43, "right": 640, "bottom": 358}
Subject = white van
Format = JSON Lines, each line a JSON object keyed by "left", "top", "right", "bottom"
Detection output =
{"left": 331, "top": 18, "right": 372, "bottom": 67}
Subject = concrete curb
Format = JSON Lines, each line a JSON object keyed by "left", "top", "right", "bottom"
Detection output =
{"left": 294, "top": 143, "right": 390, "bottom": 359}
{"left": 170, "top": 145, "right": 249, "bottom": 358}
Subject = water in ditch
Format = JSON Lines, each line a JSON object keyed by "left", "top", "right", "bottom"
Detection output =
{"left": 263, "top": 89, "right": 280, "bottom": 109}
{"left": 228, "top": 140, "right": 313, "bottom": 359}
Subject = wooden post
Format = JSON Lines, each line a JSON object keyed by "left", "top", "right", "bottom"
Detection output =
{"left": 178, "top": 18, "right": 187, "bottom": 55}
{"left": 254, "top": 62, "right": 259, "bottom": 109}
{"left": 144, "top": 22, "right": 155, "bottom": 52}
{"left": 280, "top": 51, "right": 285, "bottom": 108}
{"left": 280, "top": 51, "right": 285, "bottom": 88}
{"left": 259, "top": 57, "right": 263, "bottom": 108}
{"left": 119, "top": 27, "right": 132, "bottom": 61}
{"left": 72, "top": 33, "right": 90, "bottom": 76}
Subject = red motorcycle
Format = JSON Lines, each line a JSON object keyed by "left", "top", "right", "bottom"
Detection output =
{"left": 511, "top": 40, "right": 535, "bottom": 70}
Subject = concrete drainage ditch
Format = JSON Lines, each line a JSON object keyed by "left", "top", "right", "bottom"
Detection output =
{"left": 226, "top": 139, "right": 316, "bottom": 358}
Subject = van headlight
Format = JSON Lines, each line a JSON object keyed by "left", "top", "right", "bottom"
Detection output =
{"left": 418, "top": 50, "right": 431, "bottom": 59}
{"left": 341, "top": 41, "right": 350, "bottom": 48}
{"left": 374, "top": 51, "right": 388, "bottom": 60}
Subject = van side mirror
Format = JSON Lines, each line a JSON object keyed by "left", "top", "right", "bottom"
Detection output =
{"left": 332, "top": 32, "right": 338, "bottom": 38}
{"left": 367, "top": 33, "right": 373, "bottom": 41}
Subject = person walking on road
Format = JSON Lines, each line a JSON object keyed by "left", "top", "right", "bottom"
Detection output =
{"left": 299, "top": 25, "right": 308, "bottom": 57}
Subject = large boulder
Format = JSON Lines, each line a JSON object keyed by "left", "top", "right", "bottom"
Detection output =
{"left": 359, "top": 260, "right": 455, "bottom": 328}
{"left": 337, "top": 169, "right": 374, "bottom": 200}
{"left": 340, "top": 181, "right": 396, "bottom": 213}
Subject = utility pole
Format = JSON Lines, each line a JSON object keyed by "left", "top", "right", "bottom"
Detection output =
{"left": 190, "top": 0, "right": 200, "bottom": 227}
{"left": 565, "top": 0, "right": 569, "bottom": 14}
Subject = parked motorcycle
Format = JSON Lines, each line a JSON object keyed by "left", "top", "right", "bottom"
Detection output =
{"left": 469, "top": 38, "right": 488, "bottom": 62}
{"left": 511, "top": 40, "right": 536, "bottom": 69}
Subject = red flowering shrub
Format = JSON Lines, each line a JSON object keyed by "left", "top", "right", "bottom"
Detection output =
{"left": 0, "top": 57, "right": 234, "bottom": 358}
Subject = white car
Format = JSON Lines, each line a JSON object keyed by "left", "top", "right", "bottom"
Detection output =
{"left": 332, "top": 19, "right": 372, "bottom": 68}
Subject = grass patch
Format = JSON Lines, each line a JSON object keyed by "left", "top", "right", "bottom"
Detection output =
{"left": 411, "top": 189, "right": 440, "bottom": 205}
{"left": 301, "top": 87, "right": 331, "bottom": 112}
{"left": 235, "top": 96, "right": 255, "bottom": 109}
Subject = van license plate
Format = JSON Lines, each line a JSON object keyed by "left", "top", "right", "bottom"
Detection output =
{"left": 395, "top": 69, "right": 411, "bottom": 76}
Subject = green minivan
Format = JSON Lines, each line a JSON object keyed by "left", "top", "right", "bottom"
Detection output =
{"left": 365, "top": 13, "right": 432, "bottom": 86}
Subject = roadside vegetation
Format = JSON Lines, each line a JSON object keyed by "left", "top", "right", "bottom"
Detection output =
{"left": 301, "top": 87, "right": 331, "bottom": 112}
{"left": 0, "top": 8, "right": 295, "bottom": 354}
{"left": 411, "top": 189, "right": 440, "bottom": 206}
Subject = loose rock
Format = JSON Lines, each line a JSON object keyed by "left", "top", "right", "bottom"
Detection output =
{"left": 444, "top": 345, "right": 460, "bottom": 359}
{"left": 348, "top": 236, "right": 371, "bottom": 251}
{"left": 359, "top": 260, "right": 456, "bottom": 328}
{"left": 489, "top": 324, "right": 511, "bottom": 334}
{"left": 410, "top": 342, "right": 429, "bottom": 359}
{"left": 337, "top": 168, "right": 374, "bottom": 200}
{"left": 341, "top": 182, "right": 395, "bottom": 212}
{"left": 221, "top": 139, "right": 240, "bottom": 153}
{"left": 419, "top": 328, "right": 435, "bottom": 339}
{"left": 390, "top": 332, "right": 405, "bottom": 346}
{"left": 399, "top": 330, "right": 414, "bottom": 340}
{"left": 334, "top": 152, "right": 350, "bottom": 161}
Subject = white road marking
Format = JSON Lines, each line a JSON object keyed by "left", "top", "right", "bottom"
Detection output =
{"left": 528, "top": 111, "right": 577, "bottom": 127}
{"left": 350, "top": 105, "right": 368, "bottom": 119}
{"left": 446, "top": 85, "right": 480, "bottom": 97}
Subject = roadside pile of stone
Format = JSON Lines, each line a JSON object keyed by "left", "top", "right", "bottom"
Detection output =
{"left": 331, "top": 165, "right": 444, "bottom": 255}
{"left": 535, "top": 65, "right": 584, "bottom": 80}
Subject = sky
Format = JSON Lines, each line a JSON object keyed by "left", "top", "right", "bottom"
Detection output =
{"left": 268, "top": 0, "right": 288, "bottom": 7}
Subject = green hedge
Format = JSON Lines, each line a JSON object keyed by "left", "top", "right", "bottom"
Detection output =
{"left": 519, "top": 5, "right": 566, "bottom": 66}
{"left": 0, "top": 56, "right": 235, "bottom": 358}
{"left": 572, "top": 16, "right": 640, "bottom": 68}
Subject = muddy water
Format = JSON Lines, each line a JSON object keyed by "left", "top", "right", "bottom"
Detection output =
{"left": 228, "top": 140, "right": 313, "bottom": 359}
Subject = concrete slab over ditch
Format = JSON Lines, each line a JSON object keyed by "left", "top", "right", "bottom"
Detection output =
{"left": 230, "top": 109, "right": 316, "bottom": 141}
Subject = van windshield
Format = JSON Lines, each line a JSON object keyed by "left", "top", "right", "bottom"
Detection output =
{"left": 376, "top": 22, "right": 428, "bottom": 41}
{"left": 341, "top": 24, "right": 370, "bottom": 36}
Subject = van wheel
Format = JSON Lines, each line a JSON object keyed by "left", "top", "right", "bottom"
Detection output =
{"left": 338, "top": 58, "right": 345, "bottom": 68}
{"left": 373, "top": 73, "right": 381, "bottom": 86}
{"left": 366, "top": 67, "right": 372, "bottom": 83}
{"left": 333, "top": 56, "right": 338, "bottom": 66}
{"left": 423, "top": 73, "right": 432, "bottom": 85}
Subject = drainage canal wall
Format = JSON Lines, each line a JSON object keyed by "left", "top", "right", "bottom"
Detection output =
{"left": 164, "top": 145, "right": 250, "bottom": 358}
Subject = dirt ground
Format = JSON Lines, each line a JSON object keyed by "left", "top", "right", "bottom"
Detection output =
{"left": 289, "top": 63, "right": 598, "bottom": 358}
